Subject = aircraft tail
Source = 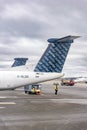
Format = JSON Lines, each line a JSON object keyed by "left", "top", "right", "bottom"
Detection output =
{"left": 34, "top": 36, "right": 79, "bottom": 73}
{"left": 11, "top": 58, "right": 28, "bottom": 67}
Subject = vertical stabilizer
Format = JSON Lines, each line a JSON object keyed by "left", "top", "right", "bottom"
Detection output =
{"left": 34, "top": 36, "right": 79, "bottom": 72}
{"left": 12, "top": 58, "right": 28, "bottom": 67}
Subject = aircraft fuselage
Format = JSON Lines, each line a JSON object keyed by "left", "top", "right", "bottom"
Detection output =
{"left": 0, "top": 71, "right": 63, "bottom": 90}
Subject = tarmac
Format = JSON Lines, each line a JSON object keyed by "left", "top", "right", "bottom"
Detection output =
{"left": 0, "top": 82, "right": 87, "bottom": 130}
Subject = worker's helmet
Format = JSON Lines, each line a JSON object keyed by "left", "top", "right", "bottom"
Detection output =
{"left": 53, "top": 83, "right": 59, "bottom": 85}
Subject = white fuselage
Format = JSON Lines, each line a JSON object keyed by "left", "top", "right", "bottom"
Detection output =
{"left": 0, "top": 71, "right": 63, "bottom": 90}
{"left": 74, "top": 77, "right": 87, "bottom": 83}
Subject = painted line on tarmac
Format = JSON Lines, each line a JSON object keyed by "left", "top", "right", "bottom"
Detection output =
{"left": 0, "top": 96, "right": 18, "bottom": 99}
{"left": 0, "top": 107, "right": 5, "bottom": 109}
{"left": 0, "top": 102, "right": 16, "bottom": 105}
{"left": 51, "top": 99, "right": 87, "bottom": 105}
{"left": 0, "top": 96, "right": 7, "bottom": 99}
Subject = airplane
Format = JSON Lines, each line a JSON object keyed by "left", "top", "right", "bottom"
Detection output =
{"left": 0, "top": 58, "right": 28, "bottom": 71}
{"left": 11, "top": 58, "right": 28, "bottom": 67}
{"left": 74, "top": 77, "right": 87, "bottom": 83}
{"left": 62, "top": 74, "right": 87, "bottom": 84}
{"left": 11, "top": 58, "right": 28, "bottom": 90}
{"left": 0, "top": 35, "right": 79, "bottom": 90}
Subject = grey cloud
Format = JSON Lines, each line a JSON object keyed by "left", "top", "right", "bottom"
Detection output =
{"left": 0, "top": 19, "right": 48, "bottom": 39}
{"left": 0, "top": 0, "right": 86, "bottom": 72}
{"left": 0, "top": 0, "right": 86, "bottom": 40}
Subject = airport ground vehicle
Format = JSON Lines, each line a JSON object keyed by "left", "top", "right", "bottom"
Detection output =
{"left": 24, "top": 84, "right": 41, "bottom": 95}
{"left": 61, "top": 79, "right": 75, "bottom": 86}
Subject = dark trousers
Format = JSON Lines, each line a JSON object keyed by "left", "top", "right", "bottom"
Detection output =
{"left": 55, "top": 90, "right": 58, "bottom": 95}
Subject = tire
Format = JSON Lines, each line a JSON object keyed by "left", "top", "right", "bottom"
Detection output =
{"left": 25, "top": 91, "right": 27, "bottom": 94}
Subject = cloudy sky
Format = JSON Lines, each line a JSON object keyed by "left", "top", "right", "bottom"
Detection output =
{"left": 0, "top": 0, "right": 87, "bottom": 76}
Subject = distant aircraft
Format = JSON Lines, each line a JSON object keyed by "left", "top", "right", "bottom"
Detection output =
{"left": 62, "top": 74, "right": 87, "bottom": 84}
{"left": 0, "top": 58, "right": 28, "bottom": 71}
{"left": 74, "top": 77, "right": 87, "bottom": 83}
{"left": 11, "top": 58, "right": 28, "bottom": 67}
{"left": 11, "top": 58, "right": 28, "bottom": 90}
{"left": 0, "top": 35, "right": 79, "bottom": 90}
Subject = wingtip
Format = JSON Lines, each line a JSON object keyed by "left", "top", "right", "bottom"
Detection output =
{"left": 70, "top": 36, "right": 81, "bottom": 39}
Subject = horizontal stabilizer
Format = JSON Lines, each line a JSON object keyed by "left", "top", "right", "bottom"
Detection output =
{"left": 47, "top": 35, "right": 80, "bottom": 43}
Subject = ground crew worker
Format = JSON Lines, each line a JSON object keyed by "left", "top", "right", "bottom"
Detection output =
{"left": 54, "top": 83, "right": 59, "bottom": 95}
{"left": 32, "top": 87, "right": 36, "bottom": 94}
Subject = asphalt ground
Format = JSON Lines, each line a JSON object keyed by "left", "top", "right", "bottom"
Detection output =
{"left": 0, "top": 82, "right": 87, "bottom": 130}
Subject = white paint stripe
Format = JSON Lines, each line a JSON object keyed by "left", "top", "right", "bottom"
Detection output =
{"left": 0, "top": 96, "right": 18, "bottom": 99}
{"left": 5, "top": 96, "right": 18, "bottom": 98}
{"left": 0, "top": 102, "right": 16, "bottom": 104}
{"left": 0, "top": 107, "right": 5, "bottom": 109}
{"left": 51, "top": 99, "right": 87, "bottom": 105}
{"left": 0, "top": 96, "right": 7, "bottom": 99}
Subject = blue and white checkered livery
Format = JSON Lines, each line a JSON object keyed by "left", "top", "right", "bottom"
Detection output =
{"left": 34, "top": 36, "right": 79, "bottom": 73}
{"left": 12, "top": 58, "right": 28, "bottom": 67}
